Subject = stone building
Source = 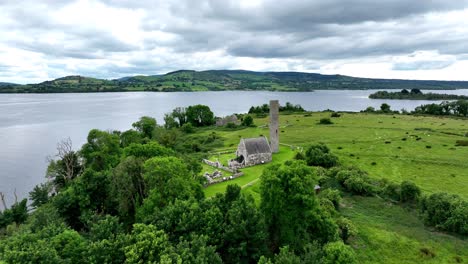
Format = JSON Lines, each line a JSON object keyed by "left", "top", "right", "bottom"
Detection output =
{"left": 235, "top": 137, "right": 272, "bottom": 167}
{"left": 269, "top": 100, "right": 279, "bottom": 153}
{"left": 215, "top": 115, "right": 240, "bottom": 126}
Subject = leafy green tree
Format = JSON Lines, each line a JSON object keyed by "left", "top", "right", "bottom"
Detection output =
{"left": 123, "top": 141, "right": 175, "bottom": 160}
{"left": 124, "top": 224, "right": 177, "bottom": 263}
{"left": 380, "top": 103, "right": 391, "bottom": 113}
{"left": 132, "top": 116, "right": 157, "bottom": 139}
{"left": 186, "top": 105, "right": 215, "bottom": 127}
{"left": 110, "top": 157, "right": 146, "bottom": 225}
{"left": 321, "top": 241, "right": 357, "bottom": 264}
{"left": 241, "top": 115, "right": 254, "bottom": 127}
{"left": 0, "top": 199, "right": 28, "bottom": 229}
{"left": 175, "top": 235, "right": 222, "bottom": 264}
{"left": 260, "top": 161, "right": 338, "bottom": 253}
{"left": 137, "top": 157, "right": 203, "bottom": 219}
{"left": 50, "top": 229, "right": 88, "bottom": 263}
{"left": 80, "top": 129, "right": 121, "bottom": 171}
{"left": 120, "top": 129, "right": 143, "bottom": 148}
{"left": 164, "top": 113, "right": 180, "bottom": 129}
{"left": 172, "top": 107, "right": 187, "bottom": 126}
{"left": 29, "top": 182, "right": 51, "bottom": 209}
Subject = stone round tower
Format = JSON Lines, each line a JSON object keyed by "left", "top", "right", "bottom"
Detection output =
{"left": 269, "top": 100, "right": 279, "bottom": 153}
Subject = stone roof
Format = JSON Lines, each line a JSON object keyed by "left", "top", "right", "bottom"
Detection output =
{"left": 242, "top": 137, "right": 271, "bottom": 155}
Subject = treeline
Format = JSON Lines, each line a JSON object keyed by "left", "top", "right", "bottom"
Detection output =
{"left": 295, "top": 144, "right": 467, "bottom": 236}
{"left": 0, "top": 109, "right": 358, "bottom": 263}
{"left": 248, "top": 102, "right": 305, "bottom": 115}
{"left": 413, "top": 100, "right": 468, "bottom": 117}
{"left": 369, "top": 89, "right": 468, "bottom": 100}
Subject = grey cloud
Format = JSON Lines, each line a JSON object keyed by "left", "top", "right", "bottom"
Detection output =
{"left": 393, "top": 60, "right": 455, "bottom": 71}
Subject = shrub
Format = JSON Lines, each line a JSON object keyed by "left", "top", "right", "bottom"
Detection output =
{"left": 304, "top": 144, "right": 339, "bottom": 168}
{"left": 331, "top": 112, "right": 341, "bottom": 118}
{"left": 225, "top": 122, "right": 237, "bottom": 129}
{"left": 344, "top": 175, "right": 375, "bottom": 196}
{"left": 320, "top": 189, "right": 342, "bottom": 210}
{"left": 420, "top": 247, "right": 436, "bottom": 258}
{"left": 336, "top": 218, "right": 357, "bottom": 243}
{"left": 455, "top": 140, "right": 468, "bottom": 146}
{"left": 420, "top": 192, "right": 468, "bottom": 235}
{"left": 319, "top": 118, "right": 333, "bottom": 125}
{"left": 294, "top": 151, "right": 306, "bottom": 160}
{"left": 382, "top": 182, "right": 401, "bottom": 201}
{"left": 400, "top": 181, "right": 421, "bottom": 202}
{"left": 321, "top": 241, "right": 357, "bottom": 264}
{"left": 180, "top": 123, "right": 194, "bottom": 133}
{"left": 241, "top": 115, "right": 254, "bottom": 127}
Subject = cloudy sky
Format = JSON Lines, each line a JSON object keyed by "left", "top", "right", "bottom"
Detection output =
{"left": 1, "top": 0, "right": 468, "bottom": 84}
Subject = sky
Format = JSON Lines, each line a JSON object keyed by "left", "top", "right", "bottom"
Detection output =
{"left": 1, "top": 0, "right": 468, "bottom": 84}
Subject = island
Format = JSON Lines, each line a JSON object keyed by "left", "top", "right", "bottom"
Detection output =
{"left": 369, "top": 89, "right": 468, "bottom": 100}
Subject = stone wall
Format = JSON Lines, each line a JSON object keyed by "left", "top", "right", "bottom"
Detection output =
{"left": 245, "top": 153, "right": 272, "bottom": 167}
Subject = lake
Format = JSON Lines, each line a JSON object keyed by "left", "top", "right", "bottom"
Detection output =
{"left": 1, "top": 89, "right": 468, "bottom": 206}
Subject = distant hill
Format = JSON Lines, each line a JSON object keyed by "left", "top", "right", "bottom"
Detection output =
{"left": 0, "top": 82, "right": 18, "bottom": 86}
{"left": 2, "top": 70, "right": 468, "bottom": 93}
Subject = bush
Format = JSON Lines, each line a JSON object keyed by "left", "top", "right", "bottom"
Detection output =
{"left": 420, "top": 192, "right": 468, "bottom": 235}
{"left": 331, "top": 112, "right": 341, "bottom": 118}
{"left": 320, "top": 189, "right": 342, "bottom": 210}
{"left": 344, "top": 175, "right": 375, "bottom": 196}
{"left": 382, "top": 182, "right": 401, "bottom": 201}
{"left": 180, "top": 123, "right": 194, "bottom": 133}
{"left": 455, "top": 140, "right": 468, "bottom": 146}
{"left": 319, "top": 118, "right": 333, "bottom": 125}
{"left": 304, "top": 144, "right": 339, "bottom": 168}
{"left": 241, "top": 115, "right": 254, "bottom": 127}
{"left": 336, "top": 218, "right": 357, "bottom": 243}
{"left": 321, "top": 241, "right": 357, "bottom": 264}
{"left": 225, "top": 122, "right": 237, "bottom": 129}
{"left": 400, "top": 181, "right": 421, "bottom": 202}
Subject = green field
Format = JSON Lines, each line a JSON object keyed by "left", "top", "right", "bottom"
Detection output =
{"left": 202, "top": 112, "right": 468, "bottom": 263}
{"left": 204, "top": 112, "right": 468, "bottom": 199}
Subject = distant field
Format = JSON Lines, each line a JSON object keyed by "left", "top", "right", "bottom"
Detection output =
{"left": 204, "top": 112, "right": 468, "bottom": 199}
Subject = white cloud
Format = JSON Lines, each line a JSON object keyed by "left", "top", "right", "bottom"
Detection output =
{"left": 1, "top": 0, "right": 468, "bottom": 83}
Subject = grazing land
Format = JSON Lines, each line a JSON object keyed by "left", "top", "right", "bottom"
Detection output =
{"left": 202, "top": 112, "right": 468, "bottom": 263}
{"left": 204, "top": 112, "right": 468, "bottom": 199}
{"left": 3, "top": 70, "right": 468, "bottom": 93}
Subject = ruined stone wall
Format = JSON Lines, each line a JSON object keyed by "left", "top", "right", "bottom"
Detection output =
{"left": 245, "top": 153, "right": 272, "bottom": 166}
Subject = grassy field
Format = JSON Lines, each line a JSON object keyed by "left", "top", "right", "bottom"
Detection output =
{"left": 201, "top": 112, "right": 468, "bottom": 263}
{"left": 204, "top": 112, "right": 468, "bottom": 199}
{"left": 341, "top": 196, "right": 467, "bottom": 263}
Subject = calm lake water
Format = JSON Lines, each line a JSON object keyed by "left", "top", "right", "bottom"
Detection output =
{"left": 1, "top": 89, "right": 468, "bottom": 206}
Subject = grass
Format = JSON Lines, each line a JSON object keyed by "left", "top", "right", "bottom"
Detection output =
{"left": 202, "top": 112, "right": 468, "bottom": 199}
{"left": 199, "top": 112, "right": 468, "bottom": 263}
{"left": 341, "top": 195, "right": 467, "bottom": 264}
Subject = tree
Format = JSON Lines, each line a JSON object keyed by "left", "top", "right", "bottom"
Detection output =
{"left": 132, "top": 116, "right": 157, "bottom": 139}
{"left": 321, "top": 241, "right": 357, "bottom": 264}
{"left": 110, "top": 157, "right": 146, "bottom": 225}
{"left": 124, "top": 224, "right": 176, "bottom": 263}
{"left": 241, "top": 115, "right": 254, "bottom": 127}
{"left": 120, "top": 129, "right": 143, "bottom": 148}
{"left": 411, "top": 88, "right": 422, "bottom": 94}
{"left": 380, "top": 103, "right": 391, "bottom": 113}
{"left": 172, "top": 107, "right": 187, "bottom": 126}
{"left": 29, "top": 182, "right": 51, "bottom": 209}
{"left": 46, "top": 138, "right": 82, "bottom": 191}
{"left": 186, "top": 105, "right": 215, "bottom": 127}
{"left": 260, "top": 161, "right": 338, "bottom": 253}
{"left": 164, "top": 113, "right": 179, "bottom": 129}
{"left": 80, "top": 129, "right": 121, "bottom": 171}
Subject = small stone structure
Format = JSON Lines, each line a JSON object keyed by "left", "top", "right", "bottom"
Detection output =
{"left": 235, "top": 137, "right": 272, "bottom": 167}
{"left": 216, "top": 115, "right": 240, "bottom": 126}
{"left": 269, "top": 100, "right": 279, "bottom": 153}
